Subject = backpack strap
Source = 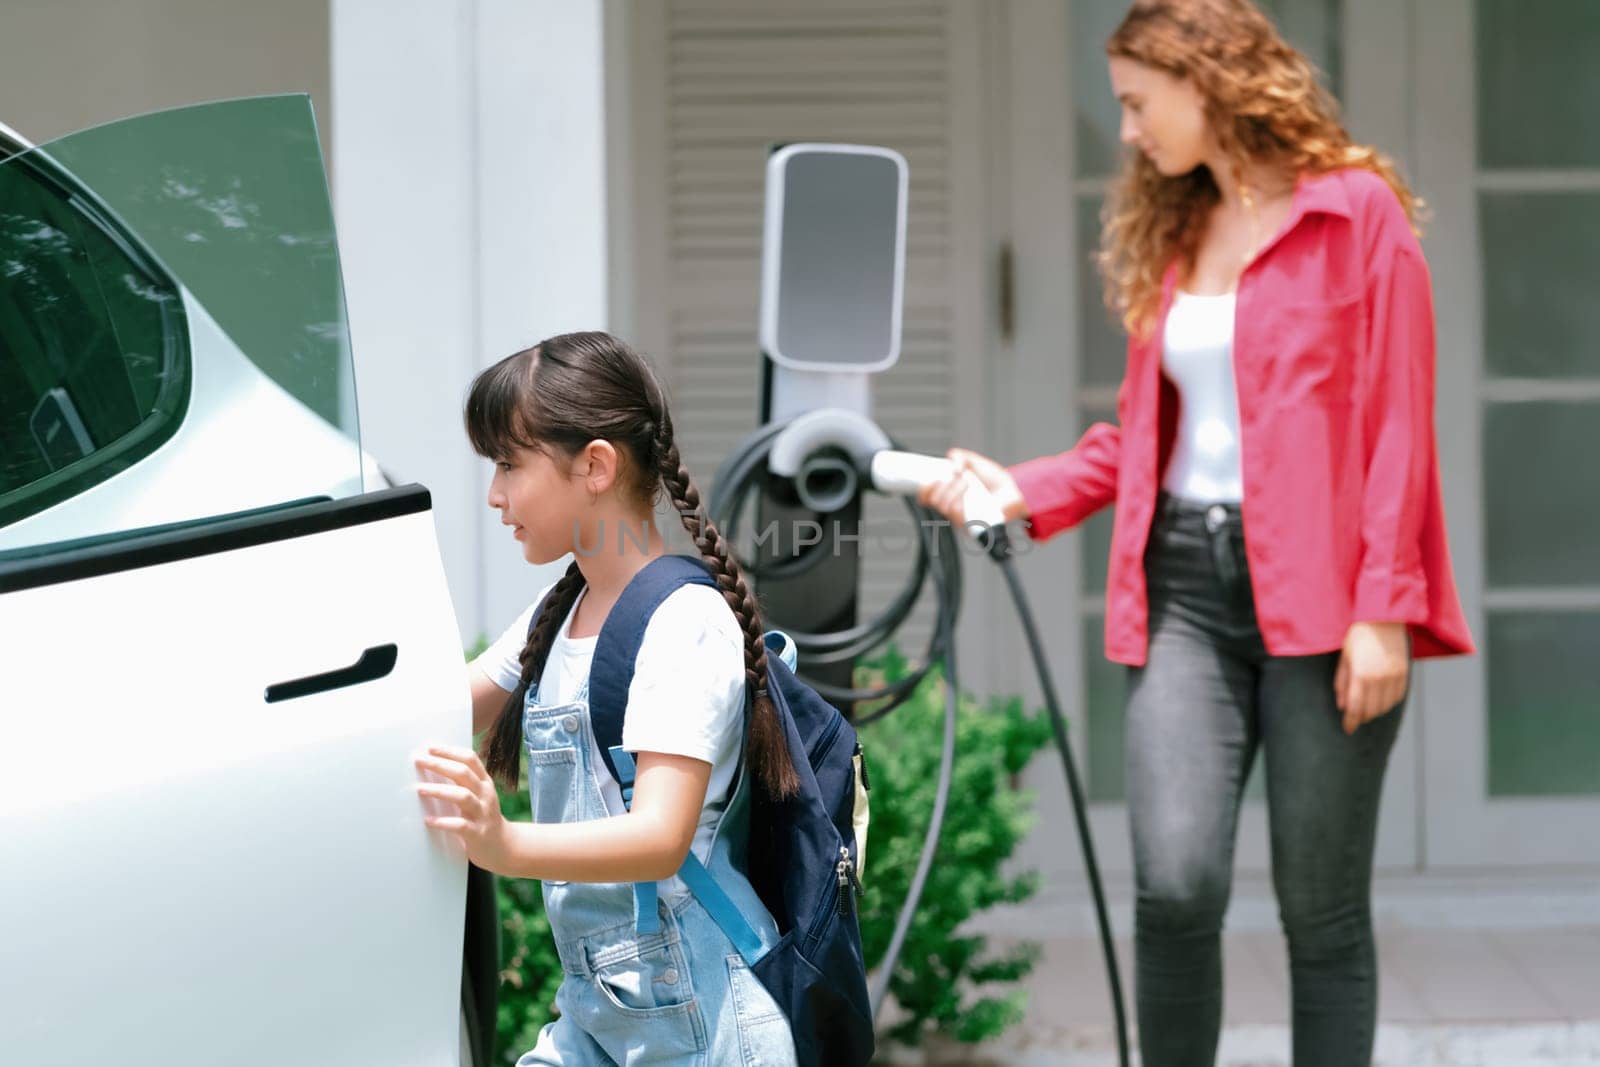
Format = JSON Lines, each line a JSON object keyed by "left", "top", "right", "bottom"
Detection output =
{"left": 588, "top": 554, "right": 721, "bottom": 785}
{"left": 526, "top": 594, "right": 550, "bottom": 639}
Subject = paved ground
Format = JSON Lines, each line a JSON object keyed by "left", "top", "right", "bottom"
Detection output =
{"left": 876, "top": 880, "right": 1600, "bottom": 1065}
{"left": 953, "top": 926, "right": 1600, "bottom": 1066}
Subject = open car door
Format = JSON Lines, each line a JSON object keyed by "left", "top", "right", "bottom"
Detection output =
{"left": 0, "top": 97, "right": 479, "bottom": 1065}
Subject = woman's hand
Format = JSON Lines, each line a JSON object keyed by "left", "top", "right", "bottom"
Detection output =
{"left": 1335, "top": 622, "right": 1410, "bottom": 735}
{"left": 916, "top": 447, "right": 1030, "bottom": 528}
{"left": 415, "top": 745, "right": 514, "bottom": 873}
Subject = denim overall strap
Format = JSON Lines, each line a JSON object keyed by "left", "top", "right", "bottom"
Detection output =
{"left": 607, "top": 748, "right": 662, "bottom": 936}
{"left": 523, "top": 673, "right": 590, "bottom": 709}
{"left": 610, "top": 747, "right": 767, "bottom": 965}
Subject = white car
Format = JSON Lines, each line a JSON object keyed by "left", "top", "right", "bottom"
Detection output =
{"left": 0, "top": 96, "right": 494, "bottom": 1065}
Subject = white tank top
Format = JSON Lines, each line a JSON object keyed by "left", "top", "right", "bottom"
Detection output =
{"left": 1160, "top": 289, "right": 1244, "bottom": 503}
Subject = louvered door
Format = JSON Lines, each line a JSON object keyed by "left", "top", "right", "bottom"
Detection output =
{"left": 623, "top": 0, "right": 993, "bottom": 684}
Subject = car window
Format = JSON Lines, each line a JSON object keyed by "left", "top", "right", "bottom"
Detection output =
{"left": 0, "top": 95, "right": 363, "bottom": 554}
{"left": 0, "top": 150, "right": 189, "bottom": 526}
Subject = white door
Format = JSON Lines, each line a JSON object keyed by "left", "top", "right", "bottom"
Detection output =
{"left": 1412, "top": 0, "right": 1600, "bottom": 869}
{"left": 0, "top": 98, "right": 474, "bottom": 1065}
{"left": 0, "top": 495, "right": 471, "bottom": 1065}
{"left": 1002, "top": 0, "right": 1423, "bottom": 886}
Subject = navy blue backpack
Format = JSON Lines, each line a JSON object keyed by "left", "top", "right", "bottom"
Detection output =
{"left": 526, "top": 554, "right": 875, "bottom": 1066}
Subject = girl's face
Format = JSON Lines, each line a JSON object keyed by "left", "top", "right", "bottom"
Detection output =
{"left": 486, "top": 443, "right": 601, "bottom": 565}
{"left": 1108, "top": 56, "right": 1213, "bottom": 176}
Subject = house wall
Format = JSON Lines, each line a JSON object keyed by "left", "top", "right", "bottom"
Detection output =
{"left": 330, "top": 0, "right": 612, "bottom": 648}
{"left": 0, "top": 0, "right": 331, "bottom": 160}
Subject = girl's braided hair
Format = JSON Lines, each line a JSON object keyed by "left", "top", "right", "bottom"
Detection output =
{"left": 464, "top": 331, "right": 800, "bottom": 799}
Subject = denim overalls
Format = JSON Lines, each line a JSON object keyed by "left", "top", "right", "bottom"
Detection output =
{"left": 515, "top": 670, "right": 798, "bottom": 1066}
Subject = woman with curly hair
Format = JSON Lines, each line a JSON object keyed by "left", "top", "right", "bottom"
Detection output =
{"left": 920, "top": 1, "right": 1474, "bottom": 1062}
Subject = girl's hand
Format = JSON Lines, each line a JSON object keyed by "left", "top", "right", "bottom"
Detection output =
{"left": 915, "top": 447, "right": 1030, "bottom": 528}
{"left": 1335, "top": 622, "right": 1410, "bottom": 735}
{"left": 415, "top": 745, "right": 514, "bottom": 873}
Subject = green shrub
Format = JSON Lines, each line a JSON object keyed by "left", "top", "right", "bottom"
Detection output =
{"left": 493, "top": 779, "right": 564, "bottom": 1062}
{"left": 464, "top": 637, "right": 566, "bottom": 1063}
{"left": 474, "top": 638, "right": 1053, "bottom": 1061}
{"left": 854, "top": 645, "right": 1053, "bottom": 1050}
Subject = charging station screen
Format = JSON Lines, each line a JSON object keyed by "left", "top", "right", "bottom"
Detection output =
{"left": 771, "top": 150, "right": 903, "bottom": 371}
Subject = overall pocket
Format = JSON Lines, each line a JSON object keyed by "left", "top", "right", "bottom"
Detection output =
{"left": 584, "top": 935, "right": 708, "bottom": 1059}
{"left": 523, "top": 710, "right": 582, "bottom": 826}
{"left": 594, "top": 937, "right": 696, "bottom": 1015}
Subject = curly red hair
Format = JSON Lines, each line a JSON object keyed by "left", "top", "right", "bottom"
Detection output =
{"left": 1098, "top": 0, "right": 1426, "bottom": 339}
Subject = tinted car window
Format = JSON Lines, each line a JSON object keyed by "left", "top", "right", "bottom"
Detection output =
{"left": 0, "top": 96, "right": 364, "bottom": 554}
{"left": 0, "top": 152, "right": 188, "bottom": 525}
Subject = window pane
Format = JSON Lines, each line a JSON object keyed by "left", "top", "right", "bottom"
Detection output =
{"left": 0, "top": 149, "right": 187, "bottom": 523}
{"left": 1487, "top": 611, "right": 1600, "bottom": 797}
{"left": 1476, "top": 0, "right": 1600, "bottom": 169}
{"left": 42, "top": 96, "right": 356, "bottom": 432}
{"left": 1073, "top": 0, "right": 1136, "bottom": 180}
{"left": 1261, "top": 0, "right": 1342, "bottom": 98}
{"left": 1077, "top": 192, "right": 1126, "bottom": 389}
{"left": 1084, "top": 614, "right": 1126, "bottom": 802}
{"left": 1481, "top": 192, "right": 1600, "bottom": 380}
{"left": 1077, "top": 404, "right": 1117, "bottom": 595}
{"left": 1073, "top": 0, "right": 1342, "bottom": 180}
{"left": 0, "top": 96, "right": 363, "bottom": 555}
{"left": 1081, "top": 506, "right": 1116, "bottom": 604}
{"left": 1483, "top": 402, "right": 1600, "bottom": 587}
{"left": 1074, "top": 402, "right": 1119, "bottom": 803}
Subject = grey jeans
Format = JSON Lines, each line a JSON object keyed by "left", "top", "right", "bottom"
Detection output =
{"left": 1125, "top": 492, "right": 1408, "bottom": 1067}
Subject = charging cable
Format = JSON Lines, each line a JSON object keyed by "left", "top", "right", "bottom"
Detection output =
{"left": 709, "top": 431, "right": 1129, "bottom": 1067}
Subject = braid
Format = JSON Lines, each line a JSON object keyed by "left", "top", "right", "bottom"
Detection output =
{"left": 480, "top": 560, "right": 588, "bottom": 790}
{"left": 656, "top": 422, "right": 800, "bottom": 799}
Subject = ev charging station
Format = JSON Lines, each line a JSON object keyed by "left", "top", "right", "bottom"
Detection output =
{"left": 714, "top": 142, "right": 1003, "bottom": 718}
{"left": 748, "top": 142, "right": 907, "bottom": 715}
{"left": 705, "top": 142, "right": 1131, "bottom": 1064}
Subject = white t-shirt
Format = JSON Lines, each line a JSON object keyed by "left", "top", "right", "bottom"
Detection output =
{"left": 473, "top": 578, "right": 747, "bottom": 900}
{"left": 1161, "top": 289, "right": 1244, "bottom": 504}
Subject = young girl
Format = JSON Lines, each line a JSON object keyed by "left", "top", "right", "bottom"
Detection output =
{"left": 921, "top": 2, "right": 1472, "bottom": 1064}
{"left": 414, "top": 331, "right": 799, "bottom": 1065}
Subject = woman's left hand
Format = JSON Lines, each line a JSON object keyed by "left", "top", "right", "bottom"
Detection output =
{"left": 1334, "top": 622, "right": 1410, "bottom": 735}
{"left": 415, "top": 745, "right": 514, "bottom": 873}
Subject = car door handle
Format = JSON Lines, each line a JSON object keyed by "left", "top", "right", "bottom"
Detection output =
{"left": 264, "top": 644, "right": 398, "bottom": 703}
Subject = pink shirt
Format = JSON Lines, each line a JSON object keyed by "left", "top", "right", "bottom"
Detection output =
{"left": 1008, "top": 167, "right": 1476, "bottom": 667}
